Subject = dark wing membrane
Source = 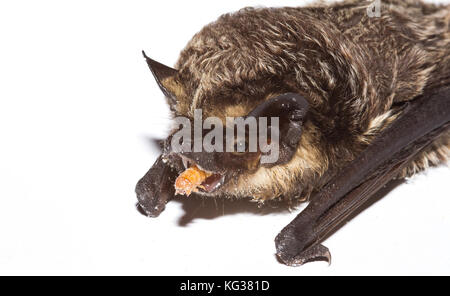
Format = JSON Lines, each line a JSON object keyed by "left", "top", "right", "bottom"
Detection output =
{"left": 276, "top": 86, "right": 450, "bottom": 266}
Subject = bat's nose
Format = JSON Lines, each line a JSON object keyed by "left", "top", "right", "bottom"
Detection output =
{"left": 175, "top": 151, "right": 223, "bottom": 173}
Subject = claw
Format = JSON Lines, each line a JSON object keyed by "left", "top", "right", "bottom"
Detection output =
{"left": 278, "top": 244, "right": 331, "bottom": 266}
{"left": 275, "top": 223, "right": 331, "bottom": 266}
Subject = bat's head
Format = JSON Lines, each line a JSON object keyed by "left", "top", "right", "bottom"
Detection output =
{"left": 142, "top": 51, "right": 326, "bottom": 202}
{"left": 137, "top": 7, "right": 392, "bottom": 218}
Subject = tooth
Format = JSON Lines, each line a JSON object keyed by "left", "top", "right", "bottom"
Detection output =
{"left": 182, "top": 158, "right": 188, "bottom": 169}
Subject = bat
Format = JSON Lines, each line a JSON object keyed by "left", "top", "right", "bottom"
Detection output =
{"left": 135, "top": 0, "right": 450, "bottom": 266}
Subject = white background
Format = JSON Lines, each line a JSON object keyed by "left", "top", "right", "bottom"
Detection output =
{"left": 0, "top": 0, "right": 449, "bottom": 276}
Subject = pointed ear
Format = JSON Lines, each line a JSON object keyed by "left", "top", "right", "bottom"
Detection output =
{"left": 142, "top": 50, "right": 180, "bottom": 107}
{"left": 248, "top": 93, "right": 309, "bottom": 166}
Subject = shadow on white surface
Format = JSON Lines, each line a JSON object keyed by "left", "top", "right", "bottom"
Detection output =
{"left": 172, "top": 196, "right": 290, "bottom": 226}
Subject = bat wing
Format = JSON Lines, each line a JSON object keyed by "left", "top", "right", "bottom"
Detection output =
{"left": 275, "top": 85, "right": 450, "bottom": 266}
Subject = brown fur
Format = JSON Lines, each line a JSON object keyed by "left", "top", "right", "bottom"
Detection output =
{"left": 162, "top": 0, "right": 450, "bottom": 203}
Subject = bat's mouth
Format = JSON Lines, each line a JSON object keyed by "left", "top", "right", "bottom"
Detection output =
{"left": 178, "top": 156, "right": 226, "bottom": 195}
{"left": 199, "top": 172, "right": 225, "bottom": 193}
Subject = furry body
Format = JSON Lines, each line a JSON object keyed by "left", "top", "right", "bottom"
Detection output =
{"left": 160, "top": 0, "right": 450, "bottom": 203}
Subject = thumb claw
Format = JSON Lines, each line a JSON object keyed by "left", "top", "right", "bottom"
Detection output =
{"left": 276, "top": 241, "right": 331, "bottom": 267}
